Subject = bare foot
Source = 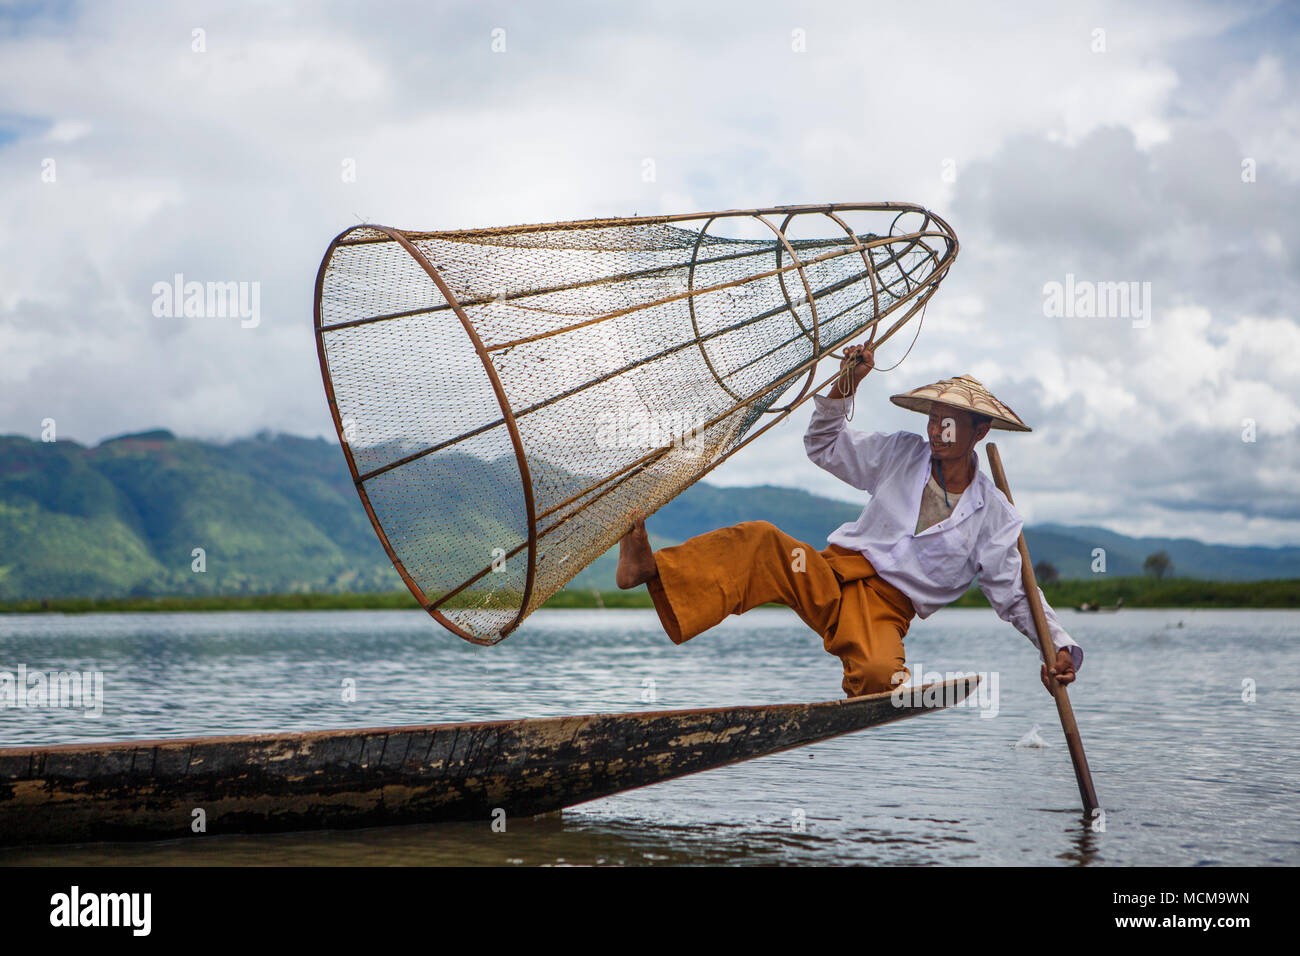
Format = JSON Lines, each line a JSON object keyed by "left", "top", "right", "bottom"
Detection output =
{"left": 615, "top": 510, "right": 658, "bottom": 589}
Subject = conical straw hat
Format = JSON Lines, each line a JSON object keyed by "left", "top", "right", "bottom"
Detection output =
{"left": 889, "top": 374, "right": 1031, "bottom": 432}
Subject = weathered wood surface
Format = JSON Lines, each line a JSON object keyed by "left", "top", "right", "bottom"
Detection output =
{"left": 0, "top": 676, "right": 977, "bottom": 846}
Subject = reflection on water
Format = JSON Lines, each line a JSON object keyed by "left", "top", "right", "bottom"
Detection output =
{"left": 1, "top": 607, "right": 1298, "bottom": 865}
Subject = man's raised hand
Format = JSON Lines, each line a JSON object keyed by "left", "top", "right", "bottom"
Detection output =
{"left": 830, "top": 344, "right": 874, "bottom": 398}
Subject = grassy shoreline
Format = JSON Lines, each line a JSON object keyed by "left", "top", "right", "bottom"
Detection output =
{"left": 0, "top": 576, "right": 1297, "bottom": 614}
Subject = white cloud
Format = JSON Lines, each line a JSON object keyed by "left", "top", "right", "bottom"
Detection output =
{"left": 44, "top": 119, "right": 91, "bottom": 143}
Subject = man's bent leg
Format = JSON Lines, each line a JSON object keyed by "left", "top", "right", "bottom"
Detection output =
{"left": 826, "top": 576, "right": 913, "bottom": 698}
{"left": 650, "top": 520, "right": 842, "bottom": 644}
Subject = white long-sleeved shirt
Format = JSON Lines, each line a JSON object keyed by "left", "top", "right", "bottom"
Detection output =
{"left": 803, "top": 394, "right": 1082, "bottom": 671}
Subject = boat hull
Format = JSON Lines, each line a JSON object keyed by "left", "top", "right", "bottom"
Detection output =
{"left": 0, "top": 676, "right": 977, "bottom": 846}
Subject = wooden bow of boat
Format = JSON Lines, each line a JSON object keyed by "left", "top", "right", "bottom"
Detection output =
{"left": 0, "top": 676, "right": 978, "bottom": 847}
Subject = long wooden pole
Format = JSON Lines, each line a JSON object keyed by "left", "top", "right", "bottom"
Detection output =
{"left": 986, "top": 443, "right": 1100, "bottom": 813}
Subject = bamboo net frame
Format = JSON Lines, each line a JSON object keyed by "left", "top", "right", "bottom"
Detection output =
{"left": 314, "top": 202, "right": 959, "bottom": 645}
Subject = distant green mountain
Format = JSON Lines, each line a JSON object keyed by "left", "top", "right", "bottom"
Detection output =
{"left": 0, "top": 431, "right": 399, "bottom": 599}
{"left": 1025, "top": 523, "right": 1300, "bottom": 581}
{"left": 0, "top": 429, "right": 1296, "bottom": 601}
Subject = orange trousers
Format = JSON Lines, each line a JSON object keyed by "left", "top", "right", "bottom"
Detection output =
{"left": 646, "top": 520, "right": 915, "bottom": 698}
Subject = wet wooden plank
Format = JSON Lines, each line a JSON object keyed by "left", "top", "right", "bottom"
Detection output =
{"left": 0, "top": 676, "right": 977, "bottom": 846}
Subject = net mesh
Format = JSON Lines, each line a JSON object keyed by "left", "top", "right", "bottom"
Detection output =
{"left": 314, "top": 205, "right": 958, "bottom": 644}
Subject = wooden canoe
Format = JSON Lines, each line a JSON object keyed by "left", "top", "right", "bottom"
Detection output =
{"left": 0, "top": 676, "right": 978, "bottom": 846}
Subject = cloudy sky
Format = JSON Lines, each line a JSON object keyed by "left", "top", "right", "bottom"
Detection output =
{"left": 2, "top": 0, "right": 1297, "bottom": 546}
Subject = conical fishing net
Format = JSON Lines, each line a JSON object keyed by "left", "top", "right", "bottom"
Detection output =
{"left": 314, "top": 203, "right": 958, "bottom": 644}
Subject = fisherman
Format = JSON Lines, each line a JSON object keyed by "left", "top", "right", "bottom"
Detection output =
{"left": 615, "top": 343, "right": 1082, "bottom": 698}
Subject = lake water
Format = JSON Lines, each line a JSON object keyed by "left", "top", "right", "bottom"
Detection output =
{"left": 0, "top": 606, "right": 1296, "bottom": 866}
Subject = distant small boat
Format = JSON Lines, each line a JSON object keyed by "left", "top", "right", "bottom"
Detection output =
{"left": 1075, "top": 597, "right": 1125, "bottom": 613}
{"left": 0, "top": 677, "right": 977, "bottom": 847}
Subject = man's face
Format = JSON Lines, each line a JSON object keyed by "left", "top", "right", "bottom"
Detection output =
{"left": 926, "top": 403, "right": 989, "bottom": 460}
